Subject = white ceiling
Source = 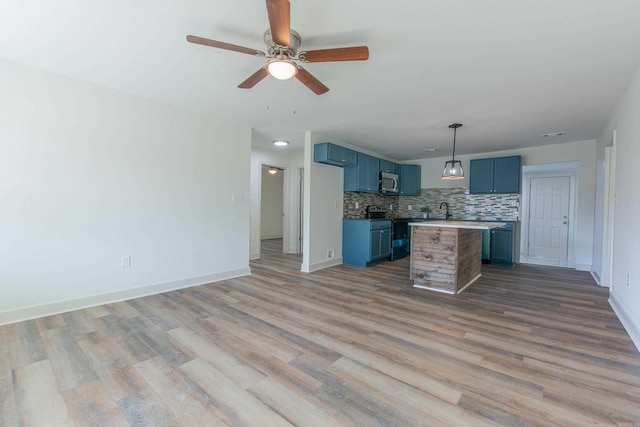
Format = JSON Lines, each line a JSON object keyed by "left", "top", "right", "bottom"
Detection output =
{"left": 2, "top": 0, "right": 640, "bottom": 160}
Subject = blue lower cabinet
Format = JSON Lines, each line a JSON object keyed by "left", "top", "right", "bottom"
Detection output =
{"left": 490, "top": 221, "right": 516, "bottom": 265}
{"left": 343, "top": 219, "right": 392, "bottom": 267}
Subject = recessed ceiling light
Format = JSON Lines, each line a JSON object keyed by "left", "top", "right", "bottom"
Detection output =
{"left": 273, "top": 140, "right": 289, "bottom": 146}
{"left": 542, "top": 131, "right": 566, "bottom": 138}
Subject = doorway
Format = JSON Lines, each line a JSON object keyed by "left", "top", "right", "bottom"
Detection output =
{"left": 520, "top": 163, "right": 577, "bottom": 268}
{"left": 261, "top": 164, "right": 284, "bottom": 252}
{"left": 255, "top": 161, "right": 303, "bottom": 262}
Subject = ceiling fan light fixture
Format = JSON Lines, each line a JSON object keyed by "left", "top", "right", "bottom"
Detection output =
{"left": 442, "top": 123, "right": 465, "bottom": 180}
{"left": 267, "top": 58, "right": 298, "bottom": 80}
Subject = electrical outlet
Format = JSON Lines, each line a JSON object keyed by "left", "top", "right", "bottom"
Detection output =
{"left": 627, "top": 273, "right": 631, "bottom": 287}
{"left": 328, "top": 249, "right": 334, "bottom": 258}
{"left": 232, "top": 193, "right": 242, "bottom": 202}
{"left": 355, "top": 201, "right": 359, "bottom": 209}
{"left": 121, "top": 256, "right": 131, "bottom": 268}
{"left": 408, "top": 204, "right": 412, "bottom": 210}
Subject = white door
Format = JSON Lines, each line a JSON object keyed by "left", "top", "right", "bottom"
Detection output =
{"left": 528, "top": 176, "right": 571, "bottom": 262}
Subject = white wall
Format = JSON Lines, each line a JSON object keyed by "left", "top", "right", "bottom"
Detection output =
{"left": 301, "top": 132, "right": 345, "bottom": 272}
{"left": 250, "top": 147, "right": 303, "bottom": 258}
{"left": 0, "top": 59, "right": 251, "bottom": 324}
{"left": 411, "top": 140, "right": 596, "bottom": 269}
{"left": 596, "top": 64, "right": 640, "bottom": 350}
{"left": 260, "top": 167, "right": 283, "bottom": 239}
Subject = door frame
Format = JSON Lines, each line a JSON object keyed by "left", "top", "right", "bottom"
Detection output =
{"left": 519, "top": 161, "right": 578, "bottom": 268}
{"left": 601, "top": 132, "right": 616, "bottom": 287}
{"left": 255, "top": 161, "right": 289, "bottom": 259}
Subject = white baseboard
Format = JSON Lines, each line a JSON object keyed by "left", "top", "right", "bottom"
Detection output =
{"left": 301, "top": 257, "right": 343, "bottom": 273}
{"left": 0, "top": 268, "right": 251, "bottom": 326}
{"left": 609, "top": 294, "right": 640, "bottom": 353}
{"left": 575, "top": 263, "right": 591, "bottom": 272}
{"left": 590, "top": 270, "right": 610, "bottom": 287}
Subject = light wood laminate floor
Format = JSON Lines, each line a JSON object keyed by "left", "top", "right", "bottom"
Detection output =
{"left": 2, "top": 238, "right": 639, "bottom": 426}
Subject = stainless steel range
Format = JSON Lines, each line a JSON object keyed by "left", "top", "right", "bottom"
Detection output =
{"left": 366, "top": 205, "right": 388, "bottom": 219}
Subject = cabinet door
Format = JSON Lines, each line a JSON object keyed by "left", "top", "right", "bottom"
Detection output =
{"left": 365, "top": 155, "right": 380, "bottom": 192}
{"left": 370, "top": 229, "right": 383, "bottom": 259}
{"left": 313, "top": 142, "right": 357, "bottom": 167}
{"left": 493, "top": 156, "right": 521, "bottom": 193}
{"left": 379, "top": 159, "right": 398, "bottom": 174}
{"left": 379, "top": 229, "right": 391, "bottom": 257}
{"left": 399, "top": 164, "right": 421, "bottom": 196}
{"left": 469, "top": 158, "right": 494, "bottom": 194}
{"left": 370, "top": 229, "right": 391, "bottom": 260}
{"left": 490, "top": 229, "right": 513, "bottom": 264}
{"left": 345, "top": 153, "right": 379, "bottom": 192}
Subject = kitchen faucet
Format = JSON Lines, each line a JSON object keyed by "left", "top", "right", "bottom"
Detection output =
{"left": 439, "top": 202, "right": 452, "bottom": 219}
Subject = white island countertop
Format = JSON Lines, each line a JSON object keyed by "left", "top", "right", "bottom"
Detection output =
{"left": 409, "top": 220, "right": 505, "bottom": 230}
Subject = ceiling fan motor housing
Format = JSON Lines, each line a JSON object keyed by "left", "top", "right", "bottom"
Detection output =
{"left": 264, "top": 29, "right": 301, "bottom": 57}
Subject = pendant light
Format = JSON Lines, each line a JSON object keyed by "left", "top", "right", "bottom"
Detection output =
{"left": 442, "top": 123, "right": 464, "bottom": 180}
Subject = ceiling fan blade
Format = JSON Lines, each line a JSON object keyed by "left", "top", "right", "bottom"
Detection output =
{"left": 295, "top": 66, "right": 329, "bottom": 95}
{"left": 299, "top": 46, "right": 369, "bottom": 63}
{"left": 186, "top": 35, "right": 265, "bottom": 56}
{"left": 238, "top": 68, "right": 269, "bottom": 89}
{"left": 266, "top": 0, "right": 290, "bottom": 46}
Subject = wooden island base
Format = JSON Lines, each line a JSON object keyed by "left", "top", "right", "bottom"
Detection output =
{"left": 410, "top": 225, "right": 483, "bottom": 294}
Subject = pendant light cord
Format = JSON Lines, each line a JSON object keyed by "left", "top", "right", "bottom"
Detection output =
{"left": 452, "top": 126, "right": 457, "bottom": 161}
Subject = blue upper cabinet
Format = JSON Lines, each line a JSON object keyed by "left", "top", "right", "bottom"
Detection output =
{"left": 469, "top": 158, "right": 494, "bottom": 193}
{"left": 399, "top": 164, "right": 421, "bottom": 196}
{"left": 344, "top": 153, "right": 380, "bottom": 193}
{"left": 379, "top": 159, "right": 398, "bottom": 174}
{"left": 493, "top": 156, "right": 521, "bottom": 193}
{"left": 469, "top": 155, "right": 521, "bottom": 194}
{"left": 314, "top": 142, "right": 358, "bottom": 167}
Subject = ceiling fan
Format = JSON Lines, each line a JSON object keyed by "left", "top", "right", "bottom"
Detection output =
{"left": 186, "top": 0, "right": 369, "bottom": 95}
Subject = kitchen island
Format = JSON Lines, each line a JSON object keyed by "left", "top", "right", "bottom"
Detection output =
{"left": 409, "top": 221, "right": 505, "bottom": 294}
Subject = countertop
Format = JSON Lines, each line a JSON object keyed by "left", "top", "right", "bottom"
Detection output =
{"left": 409, "top": 220, "right": 506, "bottom": 230}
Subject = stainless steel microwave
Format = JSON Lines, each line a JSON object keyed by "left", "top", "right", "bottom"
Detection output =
{"left": 380, "top": 171, "right": 399, "bottom": 194}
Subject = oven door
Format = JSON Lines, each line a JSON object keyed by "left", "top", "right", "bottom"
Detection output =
{"left": 390, "top": 219, "right": 409, "bottom": 260}
{"left": 392, "top": 220, "right": 409, "bottom": 240}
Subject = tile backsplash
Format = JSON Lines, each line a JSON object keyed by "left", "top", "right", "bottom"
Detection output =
{"left": 343, "top": 192, "right": 399, "bottom": 218}
{"left": 343, "top": 188, "right": 519, "bottom": 221}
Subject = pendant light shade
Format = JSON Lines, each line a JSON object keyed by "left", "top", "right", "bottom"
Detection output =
{"left": 442, "top": 123, "right": 464, "bottom": 180}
